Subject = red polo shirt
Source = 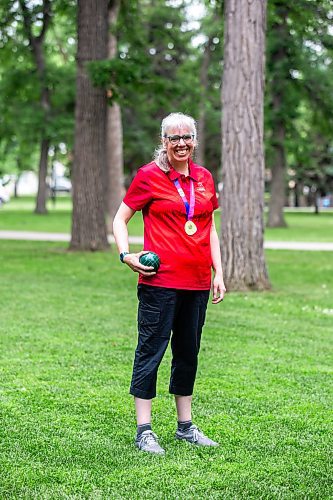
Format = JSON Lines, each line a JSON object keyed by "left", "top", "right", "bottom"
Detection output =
{"left": 123, "top": 159, "right": 219, "bottom": 290}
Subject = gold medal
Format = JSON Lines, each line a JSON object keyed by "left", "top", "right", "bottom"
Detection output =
{"left": 185, "top": 220, "right": 197, "bottom": 235}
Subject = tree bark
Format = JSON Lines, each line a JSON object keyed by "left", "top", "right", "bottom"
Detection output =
{"left": 107, "top": 102, "right": 124, "bottom": 231}
{"left": 70, "top": 0, "right": 109, "bottom": 251}
{"left": 295, "top": 180, "right": 306, "bottom": 207}
{"left": 267, "top": 97, "right": 287, "bottom": 226}
{"left": 106, "top": 0, "right": 125, "bottom": 233}
{"left": 221, "top": 0, "right": 270, "bottom": 291}
{"left": 35, "top": 138, "right": 50, "bottom": 213}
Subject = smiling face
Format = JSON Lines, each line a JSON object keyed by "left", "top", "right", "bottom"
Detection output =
{"left": 163, "top": 127, "right": 195, "bottom": 168}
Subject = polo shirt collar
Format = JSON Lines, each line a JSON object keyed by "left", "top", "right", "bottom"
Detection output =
{"left": 167, "top": 158, "right": 198, "bottom": 181}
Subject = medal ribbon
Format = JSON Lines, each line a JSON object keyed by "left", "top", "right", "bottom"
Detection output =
{"left": 173, "top": 178, "right": 195, "bottom": 220}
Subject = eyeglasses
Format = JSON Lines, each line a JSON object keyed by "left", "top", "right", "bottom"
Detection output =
{"left": 164, "top": 134, "right": 194, "bottom": 145}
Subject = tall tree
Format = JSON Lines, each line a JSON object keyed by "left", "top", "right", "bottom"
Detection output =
{"left": 196, "top": 36, "right": 214, "bottom": 166}
{"left": 221, "top": 0, "right": 270, "bottom": 290}
{"left": 0, "top": 0, "right": 76, "bottom": 200}
{"left": 70, "top": 0, "right": 109, "bottom": 251}
{"left": 106, "top": 0, "right": 124, "bottom": 233}
{"left": 18, "top": 0, "right": 51, "bottom": 214}
{"left": 196, "top": 3, "right": 223, "bottom": 169}
{"left": 119, "top": 0, "right": 196, "bottom": 172}
{"left": 266, "top": 3, "right": 289, "bottom": 227}
{"left": 266, "top": 0, "right": 333, "bottom": 224}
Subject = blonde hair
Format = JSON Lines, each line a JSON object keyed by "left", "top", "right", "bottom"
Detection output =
{"left": 153, "top": 112, "right": 197, "bottom": 172}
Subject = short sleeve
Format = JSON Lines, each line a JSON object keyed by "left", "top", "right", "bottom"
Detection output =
{"left": 209, "top": 174, "right": 219, "bottom": 210}
{"left": 123, "top": 168, "right": 153, "bottom": 211}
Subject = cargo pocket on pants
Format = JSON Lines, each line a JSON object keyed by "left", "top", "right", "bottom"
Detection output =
{"left": 137, "top": 304, "right": 163, "bottom": 354}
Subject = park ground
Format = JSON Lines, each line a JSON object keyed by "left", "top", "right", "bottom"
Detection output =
{"left": 1, "top": 196, "right": 333, "bottom": 242}
{"left": 0, "top": 199, "right": 332, "bottom": 498}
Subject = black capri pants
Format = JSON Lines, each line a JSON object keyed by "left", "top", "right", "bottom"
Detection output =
{"left": 130, "top": 285, "right": 210, "bottom": 400}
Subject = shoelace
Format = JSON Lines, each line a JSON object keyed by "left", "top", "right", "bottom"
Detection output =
{"left": 140, "top": 431, "right": 158, "bottom": 447}
{"left": 191, "top": 426, "right": 204, "bottom": 443}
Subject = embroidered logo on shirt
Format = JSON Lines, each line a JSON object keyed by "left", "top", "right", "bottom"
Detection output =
{"left": 196, "top": 182, "right": 206, "bottom": 192}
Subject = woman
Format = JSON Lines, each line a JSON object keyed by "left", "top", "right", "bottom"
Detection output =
{"left": 113, "top": 112, "right": 226, "bottom": 455}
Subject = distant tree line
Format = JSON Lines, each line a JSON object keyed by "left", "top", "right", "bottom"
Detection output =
{"left": 0, "top": 0, "right": 332, "bottom": 216}
{"left": 0, "top": 0, "right": 332, "bottom": 288}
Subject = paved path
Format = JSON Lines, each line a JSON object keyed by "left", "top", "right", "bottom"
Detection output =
{"left": 0, "top": 230, "right": 333, "bottom": 251}
{"left": 0, "top": 230, "right": 142, "bottom": 245}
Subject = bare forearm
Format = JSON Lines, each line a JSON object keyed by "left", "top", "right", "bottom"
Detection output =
{"left": 113, "top": 201, "right": 135, "bottom": 253}
{"left": 112, "top": 202, "right": 155, "bottom": 276}
{"left": 210, "top": 220, "right": 226, "bottom": 303}
{"left": 210, "top": 227, "right": 223, "bottom": 277}
{"left": 113, "top": 215, "right": 129, "bottom": 253}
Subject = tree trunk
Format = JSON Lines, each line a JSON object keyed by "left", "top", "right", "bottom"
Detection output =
{"left": 15, "top": 160, "right": 22, "bottom": 198}
{"left": 19, "top": 0, "right": 51, "bottom": 214}
{"left": 107, "top": 103, "right": 124, "bottom": 232}
{"left": 106, "top": 0, "right": 124, "bottom": 233}
{"left": 35, "top": 138, "right": 49, "bottom": 214}
{"left": 310, "top": 188, "right": 320, "bottom": 214}
{"left": 34, "top": 52, "right": 51, "bottom": 215}
{"left": 295, "top": 180, "right": 306, "bottom": 207}
{"left": 70, "top": 0, "right": 109, "bottom": 251}
{"left": 267, "top": 105, "right": 287, "bottom": 226}
{"left": 221, "top": 0, "right": 270, "bottom": 291}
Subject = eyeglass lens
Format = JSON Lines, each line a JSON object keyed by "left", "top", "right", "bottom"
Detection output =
{"left": 168, "top": 134, "right": 193, "bottom": 144}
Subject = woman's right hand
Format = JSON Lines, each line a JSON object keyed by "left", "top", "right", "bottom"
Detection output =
{"left": 123, "top": 250, "right": 156, "bottom": 276}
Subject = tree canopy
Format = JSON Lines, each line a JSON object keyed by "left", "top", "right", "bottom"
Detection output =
{"left": 0, "top": 0, "right": 332, "bottom": 209}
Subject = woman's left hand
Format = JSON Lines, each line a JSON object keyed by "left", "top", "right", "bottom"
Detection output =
{"left": 212, "top": 274, "right": 226, "bottom": 304}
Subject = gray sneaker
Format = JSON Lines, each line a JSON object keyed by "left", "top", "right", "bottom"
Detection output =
{"left": 175, "top": 425, "right": 219, "bottom": 447}
{"left": 135, "top": 430, "right": 165, "bottom": 455}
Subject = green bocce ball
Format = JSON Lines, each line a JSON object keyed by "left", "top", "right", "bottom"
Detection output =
{"left": 139, "top": 252, "right": 160, "bottom": 272}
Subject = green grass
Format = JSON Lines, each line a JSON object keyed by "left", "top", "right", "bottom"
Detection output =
{"left": 1, "top": 197, "right": 333, "bottom": 242}
{"left": 264, "top": 211, "right": 333, "bottom": 242}
{"left": 0, "top": 240, "right": 332, "bottom": 498}
{"left": 0, "top": 196, "right": 72, "bottom": 233}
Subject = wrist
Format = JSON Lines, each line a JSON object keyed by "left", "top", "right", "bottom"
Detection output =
{"left": 119, "top": 251, "right": 130, "bottom": 263}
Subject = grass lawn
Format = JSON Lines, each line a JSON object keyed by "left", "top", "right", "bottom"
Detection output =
{"left": 0, "top": 240, "right": 332, "bottom": 498}
{"left": 0, "top": 197, "right": 73, "bottom": 234}
{"left": 1, "top": 196, "right": 333, "bottom": 242}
